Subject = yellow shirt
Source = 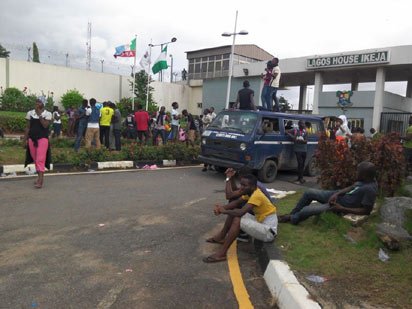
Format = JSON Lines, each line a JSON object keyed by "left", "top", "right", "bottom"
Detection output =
{"left": 100, "top": 107, "right": 114, "bottom": 126}
{"left": 242, "top": 188, "right": 276, "bottom": 222}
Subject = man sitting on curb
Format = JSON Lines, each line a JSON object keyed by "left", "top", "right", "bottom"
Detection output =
{"left": 278, "top": 161, "right": 377, "bottom": 225}
{"left": 224, "top": 168, "right": 275, "bottom": 242}
{"left": 203, "top": 174, "right": 278, "bottom": 263}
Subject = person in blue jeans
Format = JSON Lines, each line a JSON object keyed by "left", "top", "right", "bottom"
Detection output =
{"left": 74, "top": 99, "right": 89, "bottom": 152}
{"left": 260, "top": 61, "right": 273, "bottom": 110}
{"left": 278, "top": 161, "right": 378, "bottom": 225}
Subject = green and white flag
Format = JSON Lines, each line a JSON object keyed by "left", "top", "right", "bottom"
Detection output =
{"left": 152, "top": 44, "right": 168, "bottom": 74}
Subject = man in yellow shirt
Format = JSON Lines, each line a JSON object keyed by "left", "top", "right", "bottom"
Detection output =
{"left": 203, "top": 174, "right": 278, "bottom": 263}
{"left": 99, "top": 101, "right": 114, "bottom": 149}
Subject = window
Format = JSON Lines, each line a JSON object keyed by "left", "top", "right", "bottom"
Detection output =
{"left": 197, "top": 102, "right": 202, "bottom": 108}
{"left": 194, "top": 63, "right": 200, "bottom": 73}
{"left": 207, "top": 61, "right": 214, "bottom": 72}
{"left": 208, "top": 56, "right": 215, "bottom": 61}
{"left": 188, "top": 63, "right": 194, "bottom": 74}
{"left": 215, "top": 61, "right": 222, "bottom": 71}
{"left": 201, "top": 62, "right": 207, "bottom": 73}
{"left": 222, "top": 60, "right": 229, "bottom": 70}
{"left": 261, "top": 118, "right": 280, "bottom": 134}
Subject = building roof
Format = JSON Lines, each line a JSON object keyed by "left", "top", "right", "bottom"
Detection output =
{"left": 233, "top": 45, "right": 412, "bottom": 86}
{"left": 186, "top": 44, "right": 274, "bottom": 61}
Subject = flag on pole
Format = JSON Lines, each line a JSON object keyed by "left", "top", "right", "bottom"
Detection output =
{"left": 113, "top": 38, "right": 136, "bottom": 58}
{"left": 139, "top": 49, "right": 150, "bottom": 73}
{"left": 152, "top": 44, "right": 168, "bottom": 74}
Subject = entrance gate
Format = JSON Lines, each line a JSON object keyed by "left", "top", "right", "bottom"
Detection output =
{"left": 380, "top": 112, "right": 412, "bottom": 134}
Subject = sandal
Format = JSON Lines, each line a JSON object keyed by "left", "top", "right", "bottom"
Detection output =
{"left": 202, "top": 255, "right": 227, "bottom": 263}
{"left": 34, "top": 183, "right": 43, "bottom": 189}
{"left": 206, "top": 237, "right": 224, "bottom": 244}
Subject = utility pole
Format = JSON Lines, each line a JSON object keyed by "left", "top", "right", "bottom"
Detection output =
{"left": 65, "top": 53, "right": 69, "bottom": 67}
{"left": 86, "top": 22, "right": 92, "bottom": 70}
{"left": 169, "top": 54, "right": 173, "bottom": 83}
{"left": 100, "top": 59, "right": 104, "bottom": 72}
{"left": 27, "top": 47, "right": 31, "bottom": 62}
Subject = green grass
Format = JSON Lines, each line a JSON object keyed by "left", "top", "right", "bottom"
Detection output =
{"left": 276, "top": 193, "right": 412, "bottom": 307}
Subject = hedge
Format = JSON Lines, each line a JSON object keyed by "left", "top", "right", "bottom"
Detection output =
{"left": 0, "top": 111, "right": 68, "bottom": 133}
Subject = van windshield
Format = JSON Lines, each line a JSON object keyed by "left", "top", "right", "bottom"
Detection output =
{"left": 207, "top": 111, "right": 258, "bottom": 134}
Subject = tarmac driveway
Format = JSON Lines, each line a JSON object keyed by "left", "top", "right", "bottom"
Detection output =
{"left": 0, "top": 167, "right": 276, "bottom": 308}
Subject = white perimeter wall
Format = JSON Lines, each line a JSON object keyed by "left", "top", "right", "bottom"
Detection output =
{"left": 0, "top": 59, "right": 192, "bottom": 113}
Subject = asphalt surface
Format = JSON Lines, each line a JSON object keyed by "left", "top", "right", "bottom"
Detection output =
{"left": 0, "top": 166, "right": 306, "bottom": 309}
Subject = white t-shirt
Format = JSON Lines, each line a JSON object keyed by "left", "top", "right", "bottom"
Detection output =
{"left": 26, "top": 109, "right": 52, "bottom": 121}
{"left": 270, "top": 66, "right": 281, "bottom": 88}
{"left": 52, "top": 111, "right": 61, "bottom": 124}
{"left": 171, "top": 109, "right": 179, "bottom": 126}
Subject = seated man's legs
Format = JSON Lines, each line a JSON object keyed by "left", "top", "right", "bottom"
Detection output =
{"left": 290, "top": 188, "right": 336, "bottom": 215}
{"left": 204, "top": 215, "right": 241, "bottom": 261}
{"left": 240, "top": 213, "right": 276, "bottom": 242}
{"left": 290, "top": 202, "right": 330, "bottom": 224}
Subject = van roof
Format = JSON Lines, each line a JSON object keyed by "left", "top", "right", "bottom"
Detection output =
{"left": 222, "top": 110, "right": 323, "bottom": 121}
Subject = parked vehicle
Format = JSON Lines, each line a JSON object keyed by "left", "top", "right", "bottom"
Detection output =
{"left": 198, "top": 110, "right": 324, "bottom": 182}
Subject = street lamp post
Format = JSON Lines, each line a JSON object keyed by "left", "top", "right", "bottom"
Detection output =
{"left": 146, "top": 37, "right": 177, "bottom": 110}
{"left": 100, "top": 59, "right": 104, "bottom": 73}
{"left": 170, "top": 54, "right": 173, "bottom": 83}
{"left": 222, "top": 11, "right": 248, "bottom": 109}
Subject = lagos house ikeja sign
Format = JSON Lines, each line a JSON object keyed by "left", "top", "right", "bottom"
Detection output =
{"left": 306, "top": 51, "right": 390, "bottom": 69}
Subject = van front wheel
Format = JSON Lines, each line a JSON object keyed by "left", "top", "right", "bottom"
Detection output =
{"left": 258, "top": 160, "right": 278, "bottom": 183}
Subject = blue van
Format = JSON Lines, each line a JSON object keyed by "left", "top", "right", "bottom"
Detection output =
{"left": 198, "top": 110, "right": 324, "bottom": 182}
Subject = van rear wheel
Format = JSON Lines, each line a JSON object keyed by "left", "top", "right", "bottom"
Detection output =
{"left": 258, "top": 160, "right": 278, "bottom": 183}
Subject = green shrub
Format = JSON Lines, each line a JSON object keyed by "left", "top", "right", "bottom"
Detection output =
{"left": 315, "top": 133, "right": 406, "bottom": 196}
{"left": 0, "top": 87, "right": 33, "bottom": 112}
{"left": 60, "top": 89, "right": 84, "bottom": 110}
{"left": 0, "top": 112, "right": 27, "bottom": 133}
{"left": 122, "top": 143, "right": 199, "bottom": 162}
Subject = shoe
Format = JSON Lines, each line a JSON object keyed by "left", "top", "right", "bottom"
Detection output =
{"left": 236, "top": 234, "right": 249, "bottom": 243}
{"left": 278, "top": 214, "right": 291, "bottom": 223}
{"left": 299, "top": 179, "right": 306, "bottom": 184}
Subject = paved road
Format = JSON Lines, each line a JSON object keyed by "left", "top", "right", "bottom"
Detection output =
{"left": 0, "top": 167, "right": 290, "bottom": 308}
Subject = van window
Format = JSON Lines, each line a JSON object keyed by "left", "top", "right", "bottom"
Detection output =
{"left": 305, "top": 121, "right": 320, "bottom": 135}
{"left": 209, "top": 111, "right": 258, "bottom": 134}
{"left": 261, "top": 118, "right": 280, "bottom": 134}
{"left": 283, "top": 119, "right": 320, "bottom": 135}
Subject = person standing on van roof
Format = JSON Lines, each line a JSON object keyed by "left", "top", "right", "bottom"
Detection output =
{"left": 209, "top": 107, "right": 217, "bottom": 120}
{"left": 270, "top": 58, "right": 281, "bottom": 112}
{"left": 203, "top": 174, "right": 277, "bottom": 263}
{"left": 287, "top": 120, "right": 307, "bottom": 184}
{"left": 260, "top": 61, "right": 273, "bottom": 110}
{"left": 235, "top": 80, "right": 256, "bottom": 110}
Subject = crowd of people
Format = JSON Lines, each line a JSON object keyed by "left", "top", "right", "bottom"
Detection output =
{"left": 48, "top": 100, "right": 221, "bottom": 152}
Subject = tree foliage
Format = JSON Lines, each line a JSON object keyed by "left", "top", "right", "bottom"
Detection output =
{"left": 279, "top": 96, "right": 292, "bottom": 112}
{"left": 60, "top": 89, "right": 84, "bottom": 110}
{"left": 0, "top": 43, "right": 10, "bottom": 58}
{"left": 129, "top": 70, "right": 157, "bottom": 113}
{"left": 32, "top": 42, "right": 40, "bottom": 63}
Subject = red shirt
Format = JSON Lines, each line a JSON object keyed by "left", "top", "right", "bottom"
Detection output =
{"left": 134, "top": 110, "right": 150, "bottom": 131}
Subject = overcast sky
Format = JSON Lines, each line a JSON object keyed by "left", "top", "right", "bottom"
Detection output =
{"left": 1, "top": 0, "right": 411, "bottom": 106}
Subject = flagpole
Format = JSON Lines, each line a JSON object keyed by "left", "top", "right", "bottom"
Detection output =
{"left": 132, "top": 34, "right": 137, "bottom": 111}
{"left": 146, "top": 39, "right": 152, "bottom": 111}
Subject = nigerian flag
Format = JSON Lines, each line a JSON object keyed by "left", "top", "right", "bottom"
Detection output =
{"left": 152, "top": 44, "right": 168, "bottom": 74}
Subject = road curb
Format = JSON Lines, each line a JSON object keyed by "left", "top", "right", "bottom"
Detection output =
{"left": 0, "top": 160, "right": 198, "bottom": 176}
{"left": 253, "top": 240, "right": 321, "bottom": 309}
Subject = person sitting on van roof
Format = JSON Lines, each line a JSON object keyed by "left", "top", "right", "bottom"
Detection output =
{"left": 278, "top": 161, "right": 377, "bottom": 225}
{"left": 203, "top": 174, "right": 277, "bottom": 263}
